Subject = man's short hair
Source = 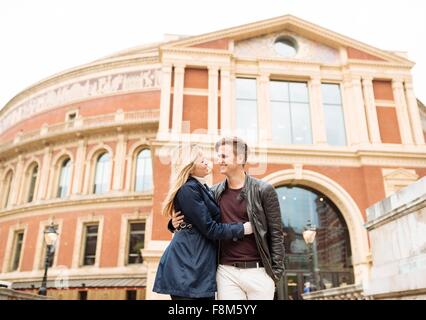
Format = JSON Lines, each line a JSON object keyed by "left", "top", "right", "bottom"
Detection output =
{"left": 214, "top": 136, "right": 249, "bottom": 165}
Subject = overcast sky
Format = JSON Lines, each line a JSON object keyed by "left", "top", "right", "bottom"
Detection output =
{"left": 1, "top": 0, "right": 425, "bottom": 110}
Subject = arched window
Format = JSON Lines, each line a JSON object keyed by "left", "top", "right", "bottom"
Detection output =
{"left": 57, "top": 158, "right": 71, "bottom": 198}
{"left": 27, "top": 164, "right": 39, "bottom": 203}
{"left": 275, "top": 185, "right": 354, "bottom": 300}
{"left": 2, "top": 170, "right": 13, "bottom": 208}
{"left": 135, "top": 149, "right": 153, "bottom": 192}
{"left": 93, "top": 153, "right": 110, "bottom": 194}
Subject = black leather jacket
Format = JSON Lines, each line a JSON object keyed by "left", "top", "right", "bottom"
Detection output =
{"left": 211, "top": 174, "right": 285, "bottom": 283}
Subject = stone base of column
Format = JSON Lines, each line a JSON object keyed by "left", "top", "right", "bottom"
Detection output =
{"left": 141, "top": 241, "right": 170, "bottom": 300}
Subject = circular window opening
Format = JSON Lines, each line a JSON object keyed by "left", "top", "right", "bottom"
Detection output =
{"left": 274, "top": 37, "right": 298, "bottom": 58}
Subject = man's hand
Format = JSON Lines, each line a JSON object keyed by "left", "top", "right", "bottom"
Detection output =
{"left": 172, "top": 211, "right": 184, "bottom": 229}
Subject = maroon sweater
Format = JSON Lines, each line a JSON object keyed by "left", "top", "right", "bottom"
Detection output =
{"left": 219, "top": 187, "right": 261, "bottom": 264}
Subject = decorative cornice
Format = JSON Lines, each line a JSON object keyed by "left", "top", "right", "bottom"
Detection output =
{"left": 0, "top": 193, "right": 153, "bottom": 222}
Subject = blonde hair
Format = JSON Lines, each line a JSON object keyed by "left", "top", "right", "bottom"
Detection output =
{"left": 162, "top": 144, "right": 204, "bottom": 217}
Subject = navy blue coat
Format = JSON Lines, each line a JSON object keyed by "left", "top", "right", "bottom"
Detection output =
{"left": 153, "top": 176, "right": 244, "bottom": 298}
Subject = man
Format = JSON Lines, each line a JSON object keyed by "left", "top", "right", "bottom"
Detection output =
{"left": 171, "top": 136, "right": 284, "bottom": 299}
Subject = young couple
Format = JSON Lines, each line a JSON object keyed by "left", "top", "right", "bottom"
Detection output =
{"left": 153, "top": 137, "right": 284, "bottom": 300}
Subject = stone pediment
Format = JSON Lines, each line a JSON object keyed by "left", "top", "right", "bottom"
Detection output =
{"left": 234, "top": 30, "right": 340, "bottom": 64}
{"left": 165, "top": 15, "right": 413, "bottom": 67}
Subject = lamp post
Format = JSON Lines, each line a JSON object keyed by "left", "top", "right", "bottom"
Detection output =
{"left": 303, "top": 220, "right": 318, "bottom": 292}
{"left": 38, "top": 224, "right": 58, "bottom": 296}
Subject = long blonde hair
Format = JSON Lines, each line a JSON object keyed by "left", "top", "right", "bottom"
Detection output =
{"left": 162, "top": 144, "right": 204, "bottom": 217}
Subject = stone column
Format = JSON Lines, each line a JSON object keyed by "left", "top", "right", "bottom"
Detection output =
{"left": 113, "top": 133, "right": 127, "bottom": 191}
{"left": 10, "top": 155, "right": 24, "bottom": 206}
{"left": 220, "top": 67, "right": 232, "bottom": 135}
{"left": 37, "top": 146, "right": 52, "bottom": 200}
{"left": 404, "top": 80, "right": 425, "bottom": 145}
{"left": 158, "top": 64, "right": 173, "bottom": 135}
{"left": 309, "top": 76, "right": 328, "bottom": 145}
{"left": 72, "top": 139, "right": 87, "bottom": 195}
{"left": 257, "top": 73, "right": 272, "bottom": 143}
{"left": 351, "top": 76, "right": 370, "bottom": 144}
{"left": 208, "top": 66, "right": 219, "bottom": 136}
{"left": 171, "top": 64, "right": 185, "bottom": 134}
{"left": 392, "top": 79, "right": 414, "bottom": 145}
{"left": 361, "top": 77, "right": 381, "bottom": 144}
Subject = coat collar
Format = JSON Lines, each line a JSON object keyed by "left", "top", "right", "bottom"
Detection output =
{"left": 188, "top": 176, "right": 217, "bottom": 204}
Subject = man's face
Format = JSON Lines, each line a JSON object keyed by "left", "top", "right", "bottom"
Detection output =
{"left": 216, "top": 144, "right": 243, "bottom": 176}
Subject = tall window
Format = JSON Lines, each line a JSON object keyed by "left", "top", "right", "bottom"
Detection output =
{"left": 57, "top": 158, "right": 71, "bottom": 198}
{"left": 270, "top": 81, "right": 312, "bottom": 145}
{"left": 11, "top": 231, "right": 24, "bottom": 271}
{"left": 93, "top": 153, "right": 110, "bottom": 194}
{"left": 27, "top": 164, "right": 39, "bottom": 203}
{"left": 2, "top": 171, "right": 13, "bottom": 208}
{"left": 127, "top": 222, "right": 145, "bottom": 264}
{"left": 235, "top": 78, "right": 258, "bottom": 142}
{"left": 135, "top": 150, "right": 153, "bottom": 192}
{"left": 322, "top": 83, "right": 347, "bottom": 146}
{"left": 82, "top": 225, "right": 98, "bottom": 266}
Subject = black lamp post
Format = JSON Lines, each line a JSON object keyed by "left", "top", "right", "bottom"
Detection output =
{"left": 303, "top": 220, "right": 318, "bottom": 292}
{"left": 38, "top": 224, "right": 58, "bottom": 296}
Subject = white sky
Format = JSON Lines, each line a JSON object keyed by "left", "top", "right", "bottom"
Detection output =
{"left": 1, "top": 0, "right": 425, "bottom": 110}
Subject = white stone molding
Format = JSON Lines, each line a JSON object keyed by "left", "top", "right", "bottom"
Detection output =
{"left": 126, "top": 142, "right": 152, "bottom": 193}
{"left": 309, "top": 76, "right": 327, "bottom": 145}
{"left": 113, "top": 134, "right": 128, "bottom": 191}
{"left": 0, "top": 167, "right": 14, "bottom": 209}
{"left": 171, "top": 65, "right": 185, "bottom": 134}
{"left": 208, "top": 66, "right": 219, "bottom": 136}
{"left": 362, "top": 77, "right": 381, "bottom": 144}
{"left": 404, "top": 80, "right": 425, "bottom": 145}
{"left": 117, "top": 211, "right": 148, "bottom": 267}
{"left": 220, "top": 67, "right": 232, "bottom": 133}
{"left": 257, "top": 73, "right": 271, "bottom": 143}
{"left": 83, "top": 144, "right": 114, "bottom": 195}
{"left": 351, "top": 76, "right": 370, "bottom": 144}
{"left": 1, "top": 222, "right": 28, "bottom": 273}
{"left": 38, "top": 147, "right": 54, "bottom": 201}
{"left": 71, "top": 214, "right": 104, "bottom": 269}
{"left": 262, "top": 168, "right": 371, "bottom": 284}
{"left": 18, "top": 158, "right": 42, "bottom": 206}
{"left": 9, "top": 156, "right": 24, "bottom": 206}
{"left": 0, "top": 67, "right": 161, "bottom": 135}
{"left": 47, "top": 150, "right": 75, "bottom": 200}
{"left": 382, "top": 168, "right": 419, "bottom": 197}
{"left": 392, "top": 79, "right": 414, "bottom": 145}
{"left": 72, "top": 139, "right": 87, "bottom": 196}
{"left": 158, "top": 65, "right": 172, "bottom": 134}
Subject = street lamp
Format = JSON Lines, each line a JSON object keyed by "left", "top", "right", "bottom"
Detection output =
{"left": 303, "top": 220, "right": 318, "bottom": 292}
{"left": 38, "top": 224, "right": 58, "bottom": 296}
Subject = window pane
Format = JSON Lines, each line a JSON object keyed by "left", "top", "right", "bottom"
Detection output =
{"left": 57, "top": 159, "right": 71, "bottom": 198}
{"left": 324, "top": 104, "right": 347, "bottom": 146}
{"left": 83, "top": 225, "right": 98, "bottom": 266}
{"left": 291, "top": 103, "right": 312, "bottom": 144}
{"left": 236, "top": 99, "right": 258, "bottom": 142}
{"left": 94, "top": 153, "right": 110, "bottom": 194}
{"left": 271, "top": 101, "right": 292, "bottom": 144}
{"left": 321, "top": 83, "right": 342, "bottom": 105}
{"left": 128, "top": 223, "right": 145, "bottom": 264}
{"left": 27, "top": 165, "right": 38, "bottom": 202}
{"left": 12, "top": 232, "right": 24, "bottom": 271}
{"left": 135, "top": 150, "right": 153, "bottom": 192}
{"left": 289, "top": 82, "right": 309, "bottom": 103}
{"left": 3, "top": 171, "right": 13, "bottom": 208}
{"left": 270, "top": 81, "right": 289, "bottom": 101}
{"left": 236, "top": 78, "right": 257, "bottom": 100}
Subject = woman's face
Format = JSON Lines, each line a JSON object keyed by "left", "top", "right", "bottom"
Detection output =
{"left": 191, "top": 152, "right": 212, "bottom": 177}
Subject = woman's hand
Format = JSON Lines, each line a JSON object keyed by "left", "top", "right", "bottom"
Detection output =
{"left": 172, "top": 211, "right": 184, "bottom": 229}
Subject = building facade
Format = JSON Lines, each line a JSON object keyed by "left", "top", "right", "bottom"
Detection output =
{"left": 0, "top": 15, "right": 425, "bottom": 300}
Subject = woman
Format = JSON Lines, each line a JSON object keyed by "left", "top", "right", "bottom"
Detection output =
{"left": 153, "top": 144, "right": 252, "bottom": 300}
